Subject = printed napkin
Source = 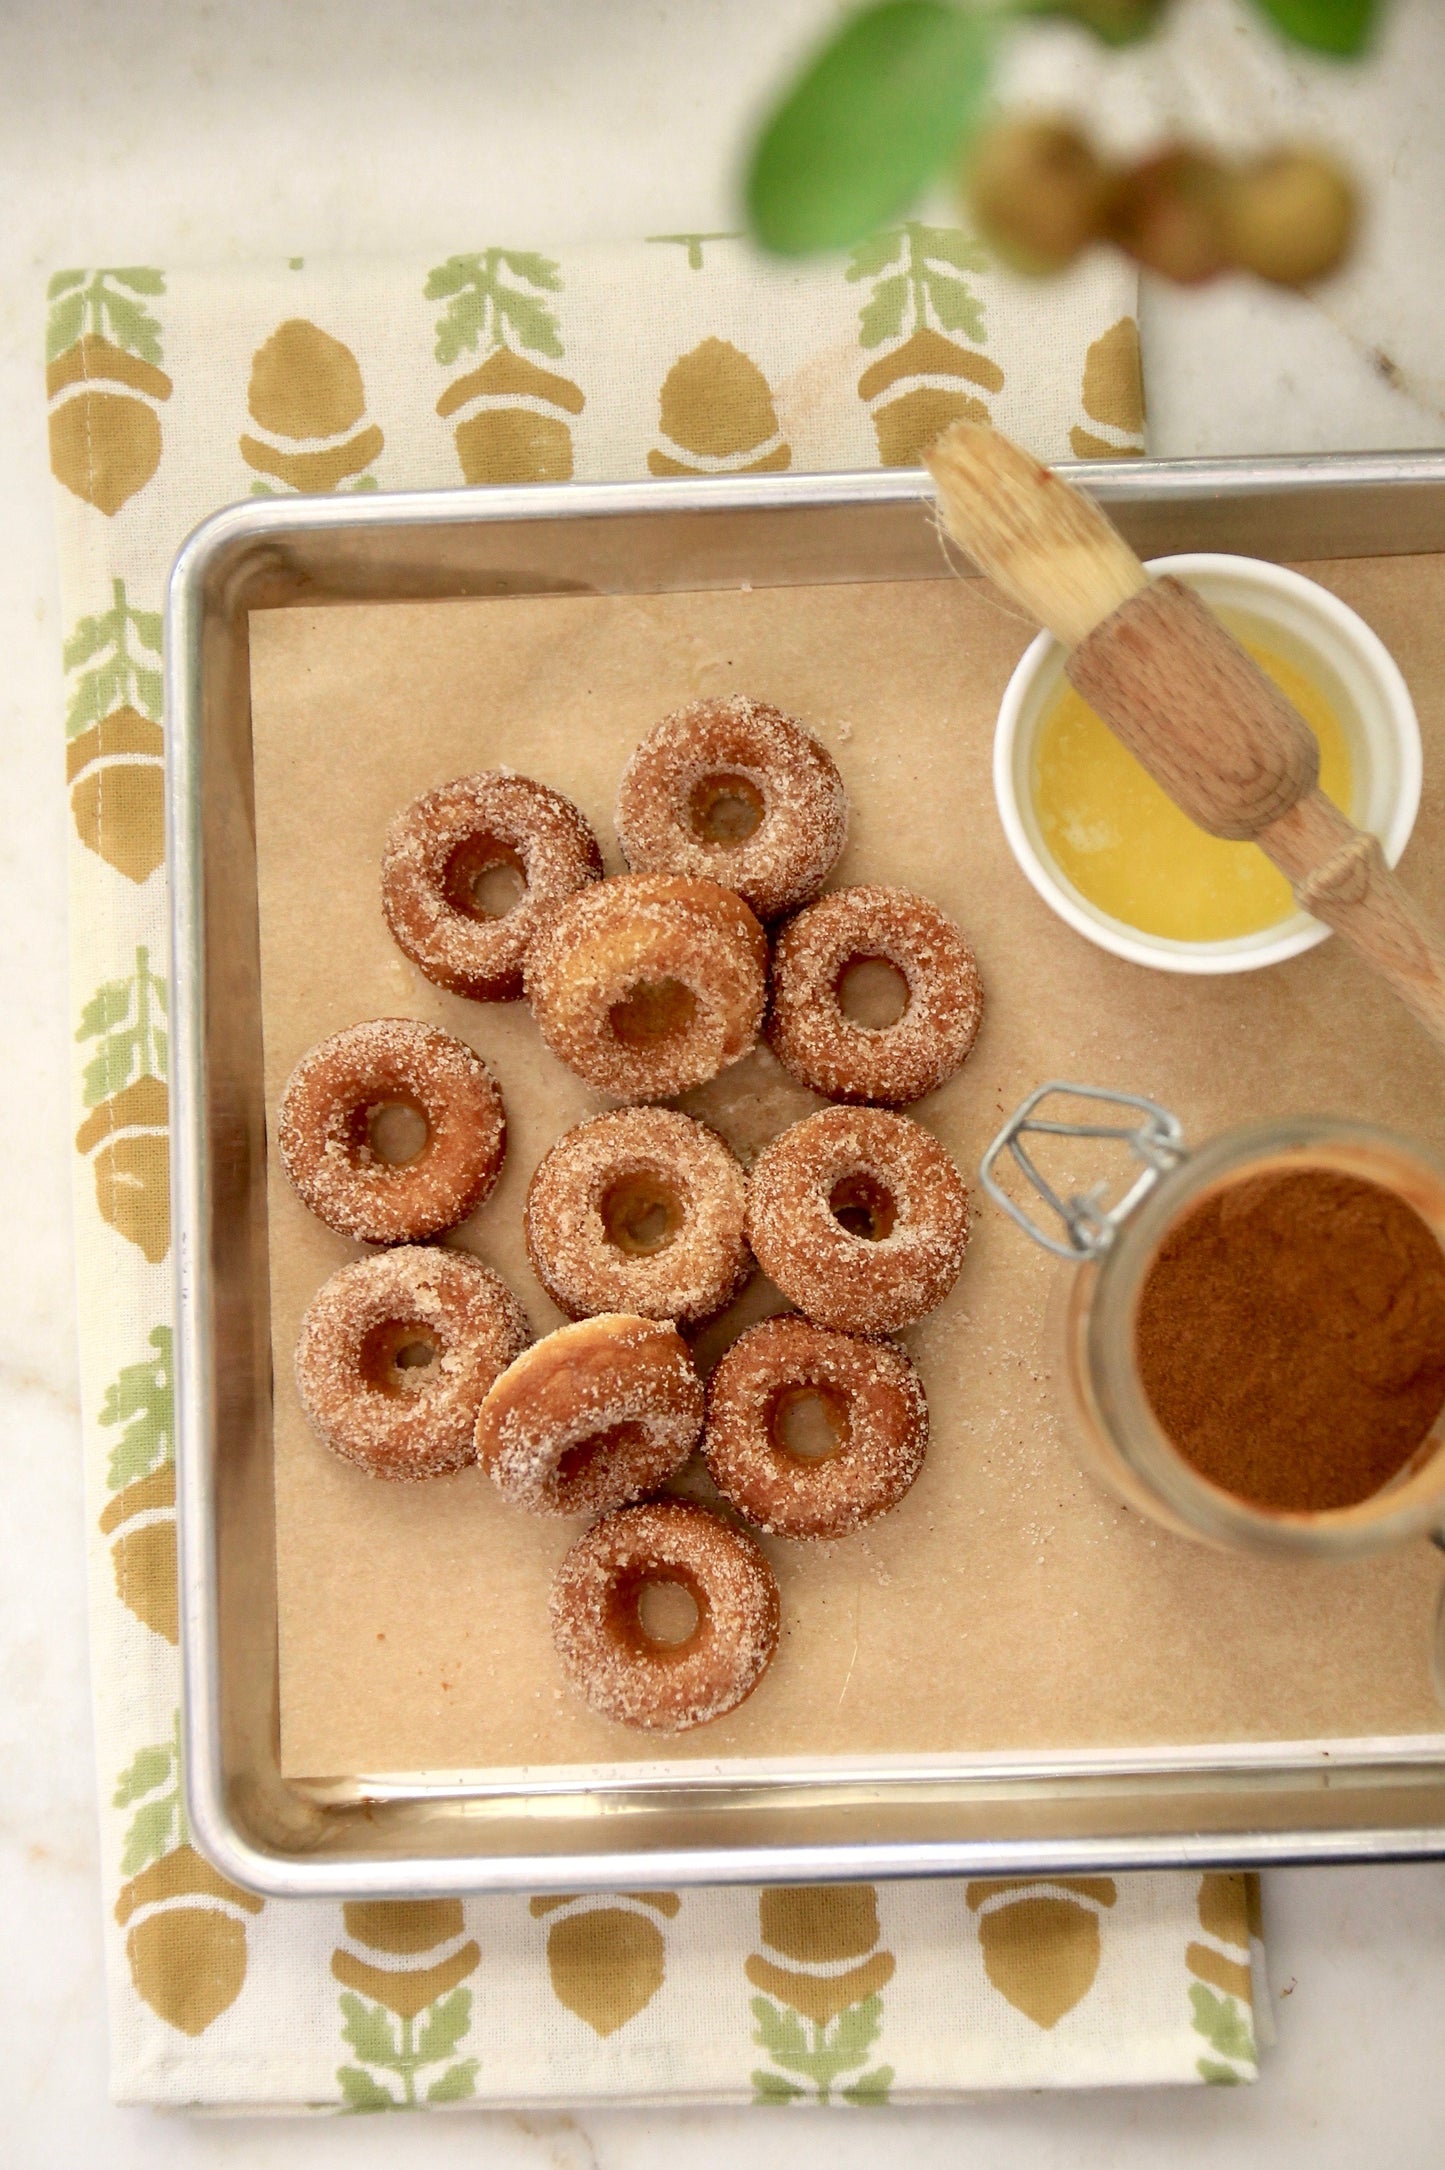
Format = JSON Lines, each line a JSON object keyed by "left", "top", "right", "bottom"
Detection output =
{"left": 46, "top": 232, "right": 1264, "bottom": 2110}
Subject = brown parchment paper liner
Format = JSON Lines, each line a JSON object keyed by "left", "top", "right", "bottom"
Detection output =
{"left": 250, "top": 561, "right": 1445, "bottom": 1781}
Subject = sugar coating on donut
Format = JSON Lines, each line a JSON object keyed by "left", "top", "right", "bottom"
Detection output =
{"left": 382, "top": 771, "right": 603, "bottom": 1002}
{"left": 526, "top": 1107, "right": 750, "bottom": 1325}
{"left": 474, "top": 1314, "right": 704, "bottom": 1516}
{"left": 768, "top": 883, "right": 983, "bottom": 1105}
{"left": 616, "top": 696, "right": 849, "bottom": 921}
{"left": 549, "top": 1498, "right": 780, "bottom": 1731}
{"left": 524, "top": 873, "right": 767, "bottom": 1101}
{"left": 746, "top": 1105, "right": 970, "bottom": 1335}
{"left": 276, "top": 1018, "right": 506, "bottom": 1244}
{"left": 295, "top": 1247, "right": 531, "bottom": 1480}
{"left": 703, "top": 1316, "right": 927, "bottom": 1539}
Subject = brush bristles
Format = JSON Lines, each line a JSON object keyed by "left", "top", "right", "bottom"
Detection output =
{"left": 925, "top": 422, "right": 1148, "bottom": 649}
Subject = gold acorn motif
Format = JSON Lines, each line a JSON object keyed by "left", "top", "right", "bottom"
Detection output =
{"left": 747, "top": 1886, "right": 895, "bottom": 2104}
{"left": 1187, "top": 1872, "right": 1257, "bottom": 2082}
{"left": 966, "top": 1876, "right": 1118, "bottom": 2029}
{"left": 530, "top": 1892, "right": 679, "bottom": 2036}
{"left": 63, "top": 581, "right": 165, "bottom": 883}
{"left": 332, "top": 1901, "right": 482, "bottom": 2109}
{"left": 848, "top": 223, "right": 1003, "bottom": 467}
{"left": 240, "top": 319, "right": 384, "bottom": 492}
{"left": 46, "top": 270, "right": 171, "bottom": 515}
{"left": 1069, "top": 315, "right": 1147, "bottom": 460}
{"left": 75, "top": 948, "right": 169, "bottom": 1262}
{"left": 113, "top": 1722, "right": 263, "bottom": 2036}
{"left": 427, "top": 250, "right": 585, "bottom": 485}
{"left": 98, "top": 1325, "right": 176, "bottom": 1642}
{"left": 649, "top": 338, "right": 791, "bottom": 476}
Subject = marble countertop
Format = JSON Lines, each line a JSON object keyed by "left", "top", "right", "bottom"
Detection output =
{"left": 4, "top": 1, "right": 1444, "bottom": 2161}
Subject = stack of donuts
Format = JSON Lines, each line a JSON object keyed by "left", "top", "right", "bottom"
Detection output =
{"left": 278, "top": 695, "right": 983, "bottom": 1735}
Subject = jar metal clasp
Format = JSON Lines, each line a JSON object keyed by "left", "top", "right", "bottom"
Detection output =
{"left": 980, "top": 1081, "right": 1188, "bottom": 1262}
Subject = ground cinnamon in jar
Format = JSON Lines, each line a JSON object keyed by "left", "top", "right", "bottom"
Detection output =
{"left": 1135, "top": 1167, "right": 1445, "bottom": 1513}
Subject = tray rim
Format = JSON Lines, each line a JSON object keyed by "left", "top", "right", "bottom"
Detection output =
{"left": 169, "top": 450, "right": 1445, "bottom": 1898}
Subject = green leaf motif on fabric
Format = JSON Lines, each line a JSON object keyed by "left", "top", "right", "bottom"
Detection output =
{"left": 841, "top": 2064, "right": 895, "bottom": 2104}
{"left": 751, "top": 2069, "right": 806, "bottom": 2103}
{"left": 77, "top": 945, "right": 167, "bottom": 1105}
{"left": 115, "top": 1711, "right": 185, "bottom": 1871}
{"left": 1249, "top": 0, "right": 1378, "bottom": 56}
{"left": 64, "top": 577, "right": 164, "bottom": 736}
{"left": 336, "top": 1986, "right": 478, "bottom": 2112}
{"left": 100, "top": 1326, "right": 174, "bottom": 1491}
{"left": 1198, "top": 2056, "right": 1244, "bottom": 2085}
{"left": 415, "top": 1988, "right": 472, "bottom": 2065}
{"left": 1188, "top": 1982, "right": 1255, "bottom": 2082}
{"left": 46, "top": 267, "right": 165, "bottom": 363}
{"left": 1015, "top": 0, "right": 1168, "bottom": 43}
{"left": 340, "top": 1995, "right": 402, "bottom": 2067}
{"left": 113, "top": 1743, "right": 174, "bottom": 1807}
{"left": 337, "top": 2065, "right": 396, "bottom": 2113}
{"left": 425, "top": 250, "right": 565, "bottom": 366}
{"left": 426, "top": 2061, "right": 480, "bottom": 2103}
{"left": 750, "top": 1993, "right": 892, "bottom": 2106}
{"left": 848, "top": 222, "right": 988, "bottom": 348}
{"left": 746, "top": 1, "right": 996, "bottom": 255}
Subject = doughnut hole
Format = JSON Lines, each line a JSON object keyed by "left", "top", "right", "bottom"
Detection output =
{"left": 441, "top": 833, "right": 528, "bottom": 922}
{"left": 687, "top": 771, "right": 765, "bottom": 845}
{"left": 835, "top": 954, "right": 910, "bottom": 1029}
{"left": 355, "top": 1097, "right": 430, "bottom": 1167}
{"left": 768, "top": 1382, "right": 851, "bottom": 1462}
{"left": 611, "top": 1565, "right": 706, "bottom": 1652}
{"left": 600, "top": 1170, "right": 686, "bottom": 1256}
{"left": 828, "top": 1170, "right": 897, "bottom": 1242}
{"left": 609, "top": 977, "right": 698, "bottom": 1048}
{"left": 359, "top": 1318, "right": 444, "bottom": 1396}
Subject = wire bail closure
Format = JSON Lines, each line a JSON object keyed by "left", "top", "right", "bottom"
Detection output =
{"left": 980, "top": 1081, "right": 1187, "bottom": 1262}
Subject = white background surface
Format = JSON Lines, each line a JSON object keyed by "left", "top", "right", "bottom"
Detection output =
{"left": 4, "top": 1, "right": 1445, "bottom": 2163}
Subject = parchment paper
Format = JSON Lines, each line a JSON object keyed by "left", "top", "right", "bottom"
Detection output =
{"left": 249, "top": 558, "right": 1445, "bottom": 1779}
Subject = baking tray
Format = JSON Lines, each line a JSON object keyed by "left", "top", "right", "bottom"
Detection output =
{"left": 169, "top": 452, "right": 1445, "bottom": 1898}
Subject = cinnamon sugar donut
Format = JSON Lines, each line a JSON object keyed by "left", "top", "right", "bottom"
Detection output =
{"left": 746, "top": 1106, "right": 970, "bottom": 1334}
{"left": 767, "top": 884, "right": 983, "bottom": 1105}
{"left": 474, "top": 1314, "right": 703, "bottom": 1516}
{"left": 616, "top": 696, "right": 848, "bottom": 920}
{"left": 524, "top": 873, "right": 767, "bottom": 1101}
{"left": 549, "top": 1498, "right": 779, "bottom": 1732}
{"left": 295, "top": 1247, "right": 530, "bottom": 1480}
{"left": 277, "top": 1019, "right": 506, "bottom": 1244}
{"left": 382, "top": 772, "right": 603, "bottom": 1002}
{"left": 526, "top": 1108, "right": 749, "bottom": 1325}
{"left": 704, "top": 1317, "right": 927, "bottom": 1539}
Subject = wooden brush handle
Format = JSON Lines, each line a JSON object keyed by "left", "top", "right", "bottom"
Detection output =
{"left": 1068, "top": 577, "right": 1318, "bottom": 839}
{"left": 1262, "top": 791, "right": 1445, "bottom": 1051}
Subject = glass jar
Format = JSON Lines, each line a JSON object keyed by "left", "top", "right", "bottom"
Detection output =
{"left": 981, "top": 1083, "right": 1445, "bottom": 1563}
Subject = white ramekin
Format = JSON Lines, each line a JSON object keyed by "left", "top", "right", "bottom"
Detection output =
{"left": 992, "top": 553, "right": 1422, "bottom": 975}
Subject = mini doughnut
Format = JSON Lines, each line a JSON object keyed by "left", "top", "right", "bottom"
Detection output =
{"left": 382, "top": 771, "right": 603, "bottom": 1001}
{"left": 703, "top": 1317, "right": 927, "bottom": 1539}
{"left": 474, "top": 1314, "right": 703, "bottom": 1516}
{"left": 524, "top": 873, "right": 767, "bottom": 1101}
{"left": 295, "top": 1247, "right": 530, "bottom": 1480}
{"left": 746, "top": 1105, "right": 970, "bottom": 1335}
{"left": 277, "top": 1019, "right": 506, "bottom": 1244}
{"left": 549, "top": 1498, "right": 780, "bottom": 1732}
{"left": 616, "top": 695, "right": 848, "bottom": 920}
{"left": 526, "top": 1108, "right": 749, "bottom": 1325}
{"left": 767, "top": 884, "right": 983, "bottom": 1105}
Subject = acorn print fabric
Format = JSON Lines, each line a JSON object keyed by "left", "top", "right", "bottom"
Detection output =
{"left": 47, "top": 240, "right": 1260, "bottom": 2110}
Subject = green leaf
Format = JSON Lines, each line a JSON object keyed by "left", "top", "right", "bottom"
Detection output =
{"left": 752, "top": 2068, "right": 806, "bottom": 2103}
{"left": 48, "top": 268, "right": 87, "bottom": 299}
{"left": 1018, "top": 0, "right": 1169, "bottom": 43}
{"left": 46, "top": 292, "right": 86, "bottom": 363}
{"left": 101, "top": 1329, "right": 174, "bottom": 1490}
{"left": 857, "top": 272, "right": 910, "bottom": 347}
{"left": 110, "top": 266, "right": 166, "bottom": 294}
{"left": 923, "top": 267, "right": 986, "bottom": 340}
{"left": 1197, "top": 2056, "right": 1243, "bottom": 2085}
{"left": 424, "top": 255, "right": 480, "bottom": 301}
{"left": 98, "top": 287, "right": 163, "bottom": 364}
{"left": 841, "top": 2063, "right": 894, "bottom": 2104}
{"left": 827, "top": 1993, "right": 883, "bottom": 2067}
{"left": 746, "top": 1, "right": 996, "bottom": 256}
{"left": 1249, "top": 0, "right": 1378, "bottom": 55}
{"left": 426, "top": 2060, "right": 479, "bottom": 2103}
{"left": 845, "top": 231, "right": 906, "bottom": 281}
{"left": 113, "top": 1743, "right": 174, "bottom": 1807}
{"left": 132, "top": 665, "right": 163, "bottom": 721}
{"left": 82, "top": 1035, "right": 139, "bottom": 1107}
{"left": 497, "top": 249, "right": 562, "bottom": 290}
{"left": 129, "top": 605, "right": 163, "bottom": 652}
{"left": 339, "top": 1993, "right": 402, "bottom": 2068}
{"left": 494, "top": 285, "right": 565, "bottom": 357}
{"left": 415, "top": 1987, "right": 472, "bottom": 2065}
{"left": 63, "top": 605, "right": 121, "bottom": 673}
{"left": 913, "top": 223, "right": 988, "bottom": 273}
{"left": 1189, "top": 1984, "right": 1254, "bottom": 2062}
{"left": 337, "top": 2064, "right": 397, "bottom": 2112}
{"left": 66, "top": 656, "right": 129, "bottom": 735}
{"left": 77, "top": 979, "right": 132, "bottom": 1040}
{"left": 121, "top": 1794, "right": 177, "bottom": 1874}
{"left": 751, "top": 1996, "right": 810, "bottom": 2063}
{"left": 433, "top": 288, "right": 487, "bottom": 366}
